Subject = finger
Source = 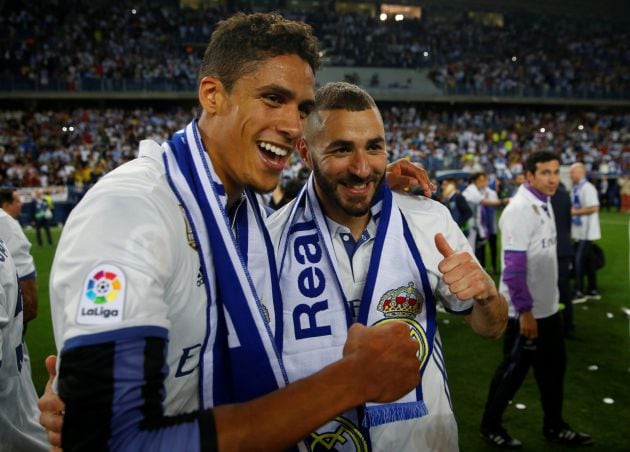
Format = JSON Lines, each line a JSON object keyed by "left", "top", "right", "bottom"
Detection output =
{"left": 441, "top": 260, "right": 480, "bottom": 285}
{"left": 435, "top": 233, "right": 455, "bottom": 258}
{"left": 45, "top": 355, "right": 57, "bottom": 381}
{"left": 48, "top": 430, "right": 62, "bottom": 448}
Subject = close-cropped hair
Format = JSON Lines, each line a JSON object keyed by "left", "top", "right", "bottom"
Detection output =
{"left": 525, "top": 150, "right": 560, "bottom": 175}
{"left": 198, "top": 12, "right": 320, "bottom": 91}
{"left": 313, "top": 82, "right": 377, "bottom": 112}
{"left": 0, "top": 188, "right": 16, "bottom": 207}
{"left": 469, "top": 172, "right": 487, "bottom": 183}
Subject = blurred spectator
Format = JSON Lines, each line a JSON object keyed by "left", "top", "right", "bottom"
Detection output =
{"left": 439, "top": 178, "right": 472, "bottom": 233}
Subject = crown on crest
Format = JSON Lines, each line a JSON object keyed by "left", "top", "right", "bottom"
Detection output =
{"left": 377, "top": 282, "right": 423, "bottom": 319}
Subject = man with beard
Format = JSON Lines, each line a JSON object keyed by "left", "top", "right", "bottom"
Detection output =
{"left": 267, "top": 82, "right": 507, "bottom": 451}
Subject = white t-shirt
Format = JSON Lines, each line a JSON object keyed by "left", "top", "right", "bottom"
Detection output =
{"left": 0, "top": 239, "right": 47, "bottom": 451}
{"left": 571, "top": 180, "right": 601, "bottom": 241}
{"left": 268, "top": 192, "right": 475, "bottom": 451}
{"left": 0, "top": 210, "right": 36, "bottom": 280}
{"left": 499, "top": 185, "right": 559, "bottom": 319}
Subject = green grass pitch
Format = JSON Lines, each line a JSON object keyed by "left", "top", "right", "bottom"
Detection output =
{"left": 24, "top": 211, "right": 629, "bottom": 450}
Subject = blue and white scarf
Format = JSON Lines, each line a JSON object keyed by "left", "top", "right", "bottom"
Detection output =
{"left": 162, "top": 120, "right": 287, "bottom": 408}
{"left": 572, "top": 179, "right": 586, "bottom": 226}
{"left": 276, "top": 175, "right": 438, "bottom": 448}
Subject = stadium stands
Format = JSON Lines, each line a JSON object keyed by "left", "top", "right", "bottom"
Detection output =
{"left": 0, "top": 0, "right": 628, "bottom": 217}
{"left": 1, "top": 1, "right": 627, "bottom": 99}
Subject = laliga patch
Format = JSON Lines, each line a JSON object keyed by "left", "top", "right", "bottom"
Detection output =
{"left": 77, "top": 264, "right": 126, "bottom": 325}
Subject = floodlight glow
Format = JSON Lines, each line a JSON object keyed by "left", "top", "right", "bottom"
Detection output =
{"left": 132, "top": 9, "right": 137, "bottom": 14}
{"left": 511, "top": 56, "right": 517, "bottom": 62}
{"left": 540, "top": 128, "right": 545, "bottom": 133}
{"left": 578, "top": 124, "right": 584, "bottom": 130}
{"left": 423, "top": 51, "right": 429, "bottom": 57}
{"left": 380, "top": 13, "right": 387, "bottom": 21}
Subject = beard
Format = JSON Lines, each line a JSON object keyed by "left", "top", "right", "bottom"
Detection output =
{"left": 311, "top": 160, "right": 385, "bottom": 218}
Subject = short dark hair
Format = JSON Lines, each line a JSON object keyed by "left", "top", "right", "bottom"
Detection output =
{"left": 524, "top": 151, "right": 560, "bottom": 175}
{"left": 313, "top": 82, "right": 377, "bottom": 112}
{"left": 469, "top": 172, "right": 487, "bottom": 183}
{"left": 199, "top": 12, "right": 320, "bottom": 92}
{"left": 0, "top": 188, "right": 16, "bottom": 207}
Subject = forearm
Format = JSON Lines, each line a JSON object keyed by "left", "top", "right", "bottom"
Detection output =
{"left": 481, "top": 199, "right": 502, "bottom": 207}
{"left": 20, "top": 278, "right": 38, "bottom": 323}
{"left": 572, "top": 205, "right": 599, "bottom": 215}
{"left": 502, "top": 251, "right": 533, "bottom": 313}
{"left": 467, "top": 287, "right": 508, "bottom": 339}
{"left": 59, "top": 333, "right": 216, "bottom": 451}
{"left": 215, "top": 321, "right": 420, "bottom": 451}
{"left": 215, "top": 356, "right": 364, "bottom": 451}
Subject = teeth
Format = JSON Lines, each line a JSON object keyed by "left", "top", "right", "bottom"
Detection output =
{"left": 259, "top": 142, "right": 287, "bottom": 157}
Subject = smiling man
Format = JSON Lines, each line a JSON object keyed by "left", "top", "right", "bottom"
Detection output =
{"left": 44, "top": 14, "right": 423, "bottom": 452}
{"left": 268, "top": 82, "right": 507, "bottom": 451}
{"left": 480, "top": 151, "right": 592, "bottom": 449}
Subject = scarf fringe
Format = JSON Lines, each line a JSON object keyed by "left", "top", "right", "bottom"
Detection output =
{"left": 362, "top": 401, "right": 429, "bottom": 428}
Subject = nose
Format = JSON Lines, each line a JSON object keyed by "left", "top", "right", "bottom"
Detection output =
{"left": 348, "top": 150, "right": 370, "bottom": 178}
{"left": 277, "top": 106, "right": 303, "bottom": 142}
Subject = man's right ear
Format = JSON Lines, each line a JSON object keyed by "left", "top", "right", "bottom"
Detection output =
{"left": 198, "top": 76, "right": 226, "bottom": 116}
{"left": 296, "top": 139, "right": 312, "bottom": 168}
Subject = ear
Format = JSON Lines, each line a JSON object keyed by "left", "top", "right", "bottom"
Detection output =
{"left": 198, "top": 76, "right": 227, "bottom": 116}
{"left": 525, "top": 170, "right": 535, "bottom": 184}
{"left": 297, "top": 138, "right": 313, "bottom": 169}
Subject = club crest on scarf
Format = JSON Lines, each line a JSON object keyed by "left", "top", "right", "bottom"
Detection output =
{"left": 377, "top": 282, "right": 423, "bottom": 319}
{"left": 309, "top": 416, "right": 368, "bottom": 452}
{"left": 376, "top": 282, "right": 429, "bottom": 370}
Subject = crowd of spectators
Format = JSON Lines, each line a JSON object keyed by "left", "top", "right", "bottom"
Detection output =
{"left": 0, "top": 107, "right": 193, "bottom": 193}
{"left": 1, "top": 106, "right": 627, "bottom": 200}
{"left": 1, "top": 1, "right": 627, "bottom": 98}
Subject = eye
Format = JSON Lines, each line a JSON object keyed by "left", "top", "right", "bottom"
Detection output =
{"left": 368, "top": 143, "right": 384, "bottom": 152}
{"left": 262, "top": 94, "right": 282, "bottom": 106}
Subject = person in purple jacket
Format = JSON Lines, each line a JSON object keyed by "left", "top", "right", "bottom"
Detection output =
{"left": 479, "top": 151, "right": 592, "bottom": 449}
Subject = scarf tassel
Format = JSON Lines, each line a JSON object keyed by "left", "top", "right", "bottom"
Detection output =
{"left": 362, "top": 401, "right": 428, "bottom": 428}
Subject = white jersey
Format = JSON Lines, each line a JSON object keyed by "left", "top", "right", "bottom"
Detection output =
{"left": 51, "top": 140, "right": 208, "bottom": 415}
{"left": 0, "top": 239, "right": 47, "bottom": 451}
{"left": 499, "top": 185, "right": 559, "bottom": 319}
{"left": 268, "top": 192, "right": 475, "bottom": 451}
{"left": 571, "top": 180, "right": 601, "bottom": 241}
{"left": 0, "top": 210, "right": 36, "bottom": 280}
{"left": 462, "top": 183, "right": 485, "bottom": 247}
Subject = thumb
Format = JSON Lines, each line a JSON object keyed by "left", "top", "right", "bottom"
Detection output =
{"left": 45, "top": 355, "right": 57, "bottom": 381}
{"left": 435, "top": 233, "right": 455, "bottom": 258}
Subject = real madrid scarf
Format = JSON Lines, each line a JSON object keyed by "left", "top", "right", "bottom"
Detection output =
{"left": 572, "top": 179, "right": 586, "bottom": 226}
{"left": 162, "top": 120, "right": 287, "bottom": 408}
{"left": 276, "top": 175, "right": 437, "bottom": 444}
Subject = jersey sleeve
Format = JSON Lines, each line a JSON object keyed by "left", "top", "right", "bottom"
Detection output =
{"left": 60, "top": 333, "right": 218, "bottom": 451}
{"left": 0, "top": 282, "right": 7, "bottom": 367}
{"left": 50, "top": 186, "right": 177, "bottom": 355}
{"left": 582, "top": 184, "right": 600, "bottom": 208}
{"left": 498, "top": 203, "right": 531, "bottom": 252}
{"left": 0, "top": 218, "right": 35, "bottom": 280}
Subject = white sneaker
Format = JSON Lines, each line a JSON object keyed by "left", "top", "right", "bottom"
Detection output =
{"left": 572, "top": 292, "right": 588, "bottom": 304}
{"left": 586, "top": 291, "right": 601, "bottom": 301}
